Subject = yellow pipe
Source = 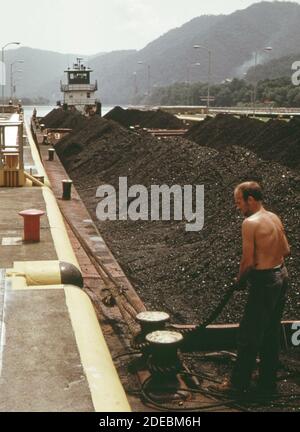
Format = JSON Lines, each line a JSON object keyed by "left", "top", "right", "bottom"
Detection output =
{"left": 24, "top": 171, "right": 45, "bottom": 187}
{"left": 7, "top": 261, "right": 61, "bottom": 286}
{"left": 7, "top": 275, "right": 27, "bottom": 290}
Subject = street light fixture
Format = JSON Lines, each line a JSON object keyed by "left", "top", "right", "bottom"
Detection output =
{"left": 138, "top": 61, "right": 151, "bottom": 97}
{"left": 193, "top": 44, "right": 212, "bottom": 112}
{"left": 1, "top": 42, "right": 21, "bottom": 111}
{"left": 253, "top": 46, "right": 272, "bottom": 115}
{"left": 10, "top": 60, "right": 24, "bottom": 100}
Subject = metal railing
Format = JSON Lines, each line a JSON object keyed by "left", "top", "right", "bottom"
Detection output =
{"left": 60, "top": 81, "right": 98, "bottom": 92}
{"left": 210, "top": 106, "right": 300, "bottom": 114}
{"left": 0, "top": 122, "right": 23, "bottom": 161}
{"left": 63, "top": 99, "right": 98, "bottom": 105}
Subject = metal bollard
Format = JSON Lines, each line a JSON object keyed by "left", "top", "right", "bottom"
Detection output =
{"left": 62, "top": 179, "right": 73, "bottom": 200}
{"left": 32, "top": 175, "right": 44, "bottom": 186}
{"left": 48, "top": 148, "right": 55, "bottom": 161}
{"left": 19, "top": 209, "right": 45, "bottom": 242}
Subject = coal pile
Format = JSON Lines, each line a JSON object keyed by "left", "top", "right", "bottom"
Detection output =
{"left": 186, "top": 114, "right": 300, "bottom": 170}
{"left": 42, "top": 107, "right": 89, "bottom": 130}
{"left": 54, "top": 110, "right": 300, "bottom": 325}
{"left": 104, "top": 106, "right": 185, "bottom": 129}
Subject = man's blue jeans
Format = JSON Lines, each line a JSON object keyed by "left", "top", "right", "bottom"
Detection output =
{"left": 232, "top": 265, "right": 289, "bottom": 391}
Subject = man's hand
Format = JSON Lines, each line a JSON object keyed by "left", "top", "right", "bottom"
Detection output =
{"left": 233, "top": 276, "right": 248, "bottom": 291}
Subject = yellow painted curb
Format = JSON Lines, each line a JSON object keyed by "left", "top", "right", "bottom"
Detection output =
{"left": 24, "top": 119, "right": 50, "bottom": 187}
{"left": 42, "top": 187, "right": 79, "bottom": 269}
{"left": 25, "top": 119, "right": 79, "bottom": 269}
{"left": 64, "top": 285, "right": 131, "bottom": 412}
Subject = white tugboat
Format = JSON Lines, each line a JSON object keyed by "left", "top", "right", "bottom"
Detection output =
{"left": 60, "top": 58, "right": 101, "bottom": 115}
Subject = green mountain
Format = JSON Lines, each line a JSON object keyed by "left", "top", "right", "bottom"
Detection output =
{"left": 245, "top": 53, "right": 300, "bottom": 82}
{"left": 89, "top": 1, "right": 300, "bottom": 103}
{"left": 4, "top": 1, "right": 300, "bottom": 104}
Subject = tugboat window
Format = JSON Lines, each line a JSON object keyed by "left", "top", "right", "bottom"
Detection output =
{"left": 68, "top": 72, "right": 89, "bottom": 84}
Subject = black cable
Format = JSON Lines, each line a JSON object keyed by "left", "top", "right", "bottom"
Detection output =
{"left": 182, "top": 283, "right": 237, "bottom": 338}
{"left": 180, "top": 370, "right": 223, "bottom": 384}
{"left": 140, "top": 376, "right": 238, "bottom": 412}
{"left": 201, "top": 284, "right": 237, "bottom": 328}
{"left": 179, "top": 361, "right": 300, "bottom": 410}
{"left": 115, "top": 349, "right": 299, "bottom": 411}
{"left": 112, "top": 351, "right": 141, "bottom": 361}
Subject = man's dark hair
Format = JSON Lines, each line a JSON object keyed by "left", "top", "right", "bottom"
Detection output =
{"left": 235, "top": 181, "right": 263, "bottom": 201}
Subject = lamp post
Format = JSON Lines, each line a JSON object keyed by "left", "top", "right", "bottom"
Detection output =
{"left": 186, "top": 62, "right": 201, "bottom": 84}
{"left": 1, "top": 42, "right": 20, "bottom": 111}
{"left": 193, "top": 44, "right": 212, "bottom": 112}
{"left": 138, "top": 61, "right": 151, "bottom": 97}
{"left": 186, "top": 63, "right": 201, "bottom": 106}
{"left": 10, "top": 60, "right": 24, "bottom": 101}
{"left": 132, "top": 71, "right": 138, "bottom": 103}
{"left": 11, "top": 71, "right": 23, "bottom": 101}
{"left": 253, "top": 46, "right": 272, "bottom": 116}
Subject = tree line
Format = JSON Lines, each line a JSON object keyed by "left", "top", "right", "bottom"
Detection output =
{"left": 141, "top": 77, "right": 300, "bottom": 107}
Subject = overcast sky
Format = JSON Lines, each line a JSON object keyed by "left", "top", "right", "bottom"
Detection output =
{"left": 1, "top": 0, "right": 299, "bottom": 55}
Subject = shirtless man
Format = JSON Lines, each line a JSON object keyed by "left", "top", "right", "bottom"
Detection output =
{"left": 221, "top": 181, "right": 290, "bottom": 394}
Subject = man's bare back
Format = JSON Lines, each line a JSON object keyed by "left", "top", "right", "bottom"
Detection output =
{"left": 244, "top": 209, "right": 290, "bottom": 270}
{"left": 234, "top": 184, "right": 290, "bottom": 282}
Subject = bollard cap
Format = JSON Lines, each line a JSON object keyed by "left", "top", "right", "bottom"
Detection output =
{"left": 19, "top": 209, "right": 45, "bottom": 217}
{"left": 62, "top": 179, "right": 73, "bottom": 184}
{"left": 146, "top": 330, "right": 183, "bottom": 346}
{"left": 136, "top": 311, "right": 170, "bottom": 324}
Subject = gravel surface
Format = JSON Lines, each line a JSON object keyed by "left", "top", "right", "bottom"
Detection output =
{"left": 186, "top": 114, "right": 300, "bottom": 170}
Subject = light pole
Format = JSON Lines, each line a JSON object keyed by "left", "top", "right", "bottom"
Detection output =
{"left": 186, "top": 62, "right": 201, "bottom": 84}
{"left": 1, "top": 42, "right": 20, "bottom": 111}
{"left": 193, "top": 44, "right": 212, "bottom": 112}
{"left": 138, "top": 61, "right": 151, "bottom": 97}
{"left": 10, "top": 60, "right": 24, "bottom": 100}
{"left": 11, "top": 70, "right": 23, "bottom": 101}
{"left": 132, "top": 71, "right": 138, "bottom": 103}
{"left": 253, "top": 46, "right": 272, "bottom": 115}
{"left": 186, "top": 63, "right": 201, "bottom": 105}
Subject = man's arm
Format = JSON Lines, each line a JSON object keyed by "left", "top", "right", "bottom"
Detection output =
{"left": 280, "top": 221, "right": 291, "bottom": 258}
{"left": 236, "top": 219, "right": 255, "bottom": 287}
